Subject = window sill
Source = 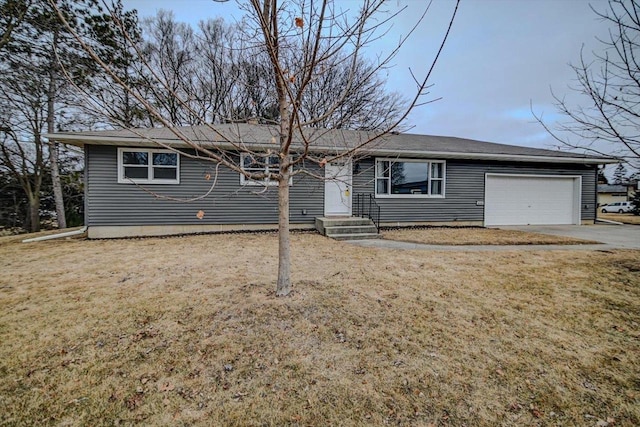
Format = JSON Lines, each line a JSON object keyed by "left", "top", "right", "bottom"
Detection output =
{"left": 240, "top": 178, "right": 293, "bottom": 187}
{"left": 118, "top": 178, "right": 180, "bottom": 185}
{"left": 241, "top": 181, "right": 279, "bottom": 187}
{"left": 375, "top": 194, "right": 445, "bottom": 199}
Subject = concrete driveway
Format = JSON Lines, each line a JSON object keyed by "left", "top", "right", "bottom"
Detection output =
{"left": 350, "top": 223, "right": 640, "bottom": 251}
{"left": 499, "top": 224, "right": 640, "bottom": 250}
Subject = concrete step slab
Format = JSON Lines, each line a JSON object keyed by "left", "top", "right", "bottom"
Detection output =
{"left": 325, "top": 225, "right": 379, "bottom": 235}
{"left": 316, "top": 217, "right": 374, "bottom": 227}
{"left": 330, "top": 233, "right": 381, "bottom": 241}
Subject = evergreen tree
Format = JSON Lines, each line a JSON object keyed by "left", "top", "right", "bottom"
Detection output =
{"left": 631, "top": 191, "right": 640, "bottom": 216}
{"left": 0, "top": 0, "right": 137, "bottom": 231}
{"left": 613, "top": 163, "right": 628, "bottom": 185}
{"left": 597, "top": 168, "right": 609, "bottom": 184}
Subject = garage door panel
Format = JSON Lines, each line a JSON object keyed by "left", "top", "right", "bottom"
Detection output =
{"left": 485, "top": 175, "right": 579, "bottom": 226}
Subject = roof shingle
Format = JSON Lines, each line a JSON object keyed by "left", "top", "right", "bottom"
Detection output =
{"left": 47, "top": 123, "right": 616, "bottom": 164}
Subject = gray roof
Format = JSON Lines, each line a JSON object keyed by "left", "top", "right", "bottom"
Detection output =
{"left": 47, "top": 123, "right": 616, "bottom": 165}
{"left": 598, "top": 184, "right": 629, "bottom": 193}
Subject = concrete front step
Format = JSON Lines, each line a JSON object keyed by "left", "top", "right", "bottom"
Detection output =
{"left": 325, "top": 225, "right": 378, "bottom": 235}
{"left": 330, "top": 232, "right": 380, "bottom": 241}
{"left": 315, "top": 216, "right": 380, "bottom": 240}
{"left": 315, "top": 217, "right": 373, "bottom": 229}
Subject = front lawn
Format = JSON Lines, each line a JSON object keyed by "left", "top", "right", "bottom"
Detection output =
{"left": 382, "top": 226, "right": 596, "bottom": 245}
{"left": 599, "top": 212, "right": 640, "bottom": 225}
{"left": 1, "top": 233, "right": 638, "bottom": 426}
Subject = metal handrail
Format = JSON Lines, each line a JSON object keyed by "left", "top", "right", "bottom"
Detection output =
{"left": 353, "top": 193, "right": 380, "bottom": 231}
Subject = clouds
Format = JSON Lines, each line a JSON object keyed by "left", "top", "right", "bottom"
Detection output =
{"left": 393, "top": 0, "right": 612, "bottom": 150}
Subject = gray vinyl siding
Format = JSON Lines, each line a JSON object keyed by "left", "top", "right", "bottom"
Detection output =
{"left": 86, "top": 145, "right": 598, "bottom": 227}
{"left": 353, "top": 158, "right": 597, "bottom": 223}
{"left": 85, "top": 145, "right": 324, "bottom": 226}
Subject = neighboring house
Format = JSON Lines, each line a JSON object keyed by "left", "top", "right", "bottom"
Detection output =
{"left": 628, "top": 181, "right": 640, "bottom": 199}
{"left": 48, "top": 124, "right": 616, "bottom": 239}
{"left": 598, "top": 182, "right": 640, "bottom": 206}
{"left": 598, "top": 184, "right": 630, "bottom": 206}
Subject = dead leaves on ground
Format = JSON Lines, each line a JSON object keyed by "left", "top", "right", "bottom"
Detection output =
{"left": 131, "top": 328, "right": 158, "bottom": 341}
{"left": 124, "top": 393, "right": 143, "bottom": 410}
{"left": 157, "top": 381, "right": 175, "bottom": 393}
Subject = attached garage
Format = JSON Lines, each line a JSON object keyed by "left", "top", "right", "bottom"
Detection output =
{"left": 484, "top": 174, "right": 581, "bottom": 226}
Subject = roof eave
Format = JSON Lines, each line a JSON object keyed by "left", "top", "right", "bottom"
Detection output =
{"left": 46, "top": 133, "right": 212, "bottom": 148}
{"left": 47, "top": 133, "right": 616, "bottom": 165}
{"left": 363, "top": 148, "right": 617, "bottom": 165}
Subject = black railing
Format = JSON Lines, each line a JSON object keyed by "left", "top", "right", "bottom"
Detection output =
{"left": 354, "top": 193, "right": 381, "bottom": 231}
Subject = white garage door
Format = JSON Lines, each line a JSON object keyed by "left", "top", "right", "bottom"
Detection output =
{"left": 484, "top": 174, "right": 581, "bottom": 226}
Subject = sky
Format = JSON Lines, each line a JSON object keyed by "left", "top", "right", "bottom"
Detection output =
{"left": 122, "top": 0, "right": 615, "bottom": 158}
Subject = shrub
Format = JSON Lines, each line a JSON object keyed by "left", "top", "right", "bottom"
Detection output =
{"left": 631, "top": 191, "right": 640, "bottom": 215}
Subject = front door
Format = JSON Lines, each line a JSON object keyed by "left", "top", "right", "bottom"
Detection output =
{"left": 324, "top": 161, "right": 352, "bottom": 216}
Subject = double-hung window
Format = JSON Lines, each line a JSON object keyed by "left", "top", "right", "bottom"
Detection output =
{"left": 375, "top": 158, "right": 445, "bottom": 197}
{"left": 118, "top": 148, "right": 180, "bottom": 184}
{"left": 240, "top": 153, "right": 281, "bottom": 186}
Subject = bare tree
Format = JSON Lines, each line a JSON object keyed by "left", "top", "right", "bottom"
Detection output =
{"left": 193, "top": 18, "right": 242, "bottom": 123}
{"left": 295, "top": 51, "right": 406, "bottom": 130}
{"left": 141, "top": 11, "right": 201, "bottom": 125}
{"left": 51, "top": 0, "right": 459, "bottom": 296}
{"left": 536, "top": 0, "right": 640, "bottom": 169}
{"left": 0, "top": 0, "right": 31, "bottom": 49}
{"left": 0, "top": 92, "right": 47, "bottom": 232}
{"left": 101, "top": 10, "right": 410, "bottom": 130}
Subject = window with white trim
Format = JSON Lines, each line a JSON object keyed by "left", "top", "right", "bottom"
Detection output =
{"left": 240, "top": 153, "right": 281, "bottom": 186}
{"left": 375, "top": 158, "right": 445, "bottom": 197}
{"left": 118, "top": 148, "right": 179, "bottom": 184}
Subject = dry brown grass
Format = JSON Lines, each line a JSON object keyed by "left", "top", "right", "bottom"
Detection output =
{"left": 1, "top": 232, "right": 639, "bottom": 426}
{"left": 599, "top": 212, "right": 640, "bottom": 225}
{"left": 382, "top": 226, "right": 596, "bottom": 245}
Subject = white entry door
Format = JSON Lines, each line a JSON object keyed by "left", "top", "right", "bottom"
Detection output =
{"left": 324, "top": 161, "right": 352, "bottom": 216}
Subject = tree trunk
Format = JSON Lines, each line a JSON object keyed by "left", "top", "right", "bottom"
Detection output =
{"left": 276, "top": 170, "right": 291, "bottom": 296}
{"left": 48, "top": 30, "right": 66, "bottom": 229}
{"left": 275, "top": 35, "right": 292, "bottom": 296}
{"left": 28, "top": 195, "right": 40, "bottom": 233}
{"left": 48, "top": 141, "right": 66, "bottom": 229}
{"left": 47, "top": 144, "right": 66, "bottom": 231}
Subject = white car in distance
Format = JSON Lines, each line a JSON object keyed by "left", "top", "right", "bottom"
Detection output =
{"left": 601, "top": 201, "right": 634, "bottom": 213}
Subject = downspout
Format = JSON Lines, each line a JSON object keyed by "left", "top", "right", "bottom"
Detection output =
{"left": 22, "top": 226, "right": 87, "bottom": 243}
{"left": 83, "top": 145, "right": 89, "bottom": 232}
{"left": 595, "top": 164, "right": 600, "bottom": 222}
{"left": 597, "top": 218, "right": 624, "bottom": 225}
